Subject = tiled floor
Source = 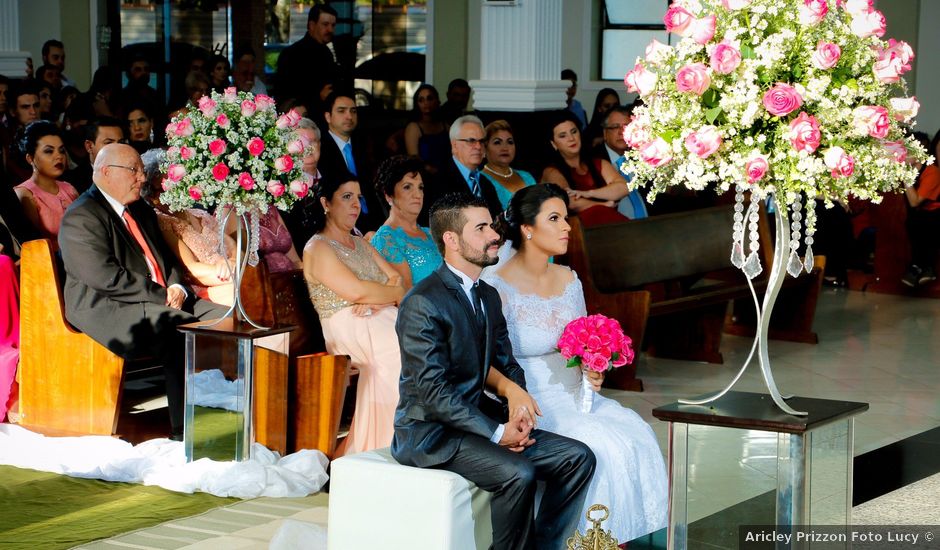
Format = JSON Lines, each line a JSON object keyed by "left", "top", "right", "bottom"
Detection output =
{"left": 81, "top": 287, "right": 940, "bottom": 548}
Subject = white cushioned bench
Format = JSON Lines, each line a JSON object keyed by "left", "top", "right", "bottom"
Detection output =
{"left": 327, "top": 447, "right": 493, "bottom": 550}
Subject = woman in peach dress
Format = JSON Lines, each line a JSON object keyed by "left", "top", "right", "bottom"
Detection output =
{"left": 13, "top": 120, "right": 79, "bottom": 250}
{"left": 303, "top": 175, "right": 405, "bottom": 457}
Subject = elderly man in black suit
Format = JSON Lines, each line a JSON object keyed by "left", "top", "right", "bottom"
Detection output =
{"left": 59, "top": 143, "right": 226, "bottom": 439}
{"left": 424, "top": 115, "right": 503, "bottom": 226}
{"left": 392, "top": 193, "right": 596, "bottom": 550}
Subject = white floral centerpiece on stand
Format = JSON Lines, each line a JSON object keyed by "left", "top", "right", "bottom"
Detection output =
{"left": 160, "top": 87, "right": 311, "bottom": 325}
{"left": 622, "top": 0, "right": 931, "bottom": 414}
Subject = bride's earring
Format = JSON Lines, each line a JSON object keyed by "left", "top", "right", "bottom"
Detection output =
{"left": 526, "top": 233, "right": 532, "bottom": 240}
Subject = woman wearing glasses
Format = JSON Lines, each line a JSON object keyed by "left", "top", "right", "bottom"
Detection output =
{"left": 480, "top": 120, "right": 536, "bottom": 210}
{"left": 13, "top": 120, "right": 79, "bottom": 250}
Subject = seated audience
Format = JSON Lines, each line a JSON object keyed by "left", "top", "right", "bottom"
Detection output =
{"left": 65, "top": 116, "right": 125, "bottom": 193}
{"left": 13, "top": 120, "right": 79, "bottom": 249}
{"left": 370, "top": 155, "right": 442, "bottom": 288}
{"left": 126, "top": 101, "right": 157, "bottom": 154}
{"left": 902, "top": 129, "right": 940, "bottom": 287}
{"left": 232, "top": 43, "right": 267, "bottom": 95}
{"left": 36, "top": 81, "right": 55, "bottom": 121}
{"left": 283, "top": 117, "right": 323, "bottom": 252}
{"left": 257, "top": 203, "right": 303, "bottom": 273}
{"left": 141, "top": 149, "right": 236, "bottom": 306}
{"left": 404, "top": 84, "right": 450, "bottom": 174}
{"left": 4, "top": 81, "right": 42, "bottom": 183}
{"left": 585, "top": 87, "right": 622, "bottom": 148}
{"left": 427, "top": 115, "right": 502, "bottom": 223}
{"left": 591, "top": 106, "right": 649, "bottom": 219}
{"left": 208, "top": 54, "right": 231, "bottom": 94}
{"left": 540, "top": 111, "right": 629, "bottom": 225}
{"left": 480, "top": 120, "right": 536, "bottom": 210}
{"left": 59, "top": 144, "right": 227, "bottom": 439}
{"left": 303, "top": 175, "right": 405, "bottom": 457}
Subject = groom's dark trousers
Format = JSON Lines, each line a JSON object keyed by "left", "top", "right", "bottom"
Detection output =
{"left": 392, "top": 265, "right": 596, "bottom": 550}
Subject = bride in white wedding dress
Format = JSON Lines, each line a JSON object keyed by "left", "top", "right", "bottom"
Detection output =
{"left": 482, "top": 184, "right": 667, "bottom": 543}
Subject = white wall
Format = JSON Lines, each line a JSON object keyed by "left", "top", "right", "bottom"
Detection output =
{"left": 916, "top": 1, "right": 940, "bottom": 137}
{"left": 18, "top": 0, "right": 61, "bottom": 69}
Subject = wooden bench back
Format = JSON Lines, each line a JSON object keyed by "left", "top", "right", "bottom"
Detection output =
{"left": 582, "top": 205, "right": 737, "bottom": 292}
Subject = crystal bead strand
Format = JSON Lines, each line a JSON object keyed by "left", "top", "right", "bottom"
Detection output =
{"left": 248, "top": 210, "right": 261, "bottom": 267}
{"left": 803, "top": 199, "right": 816, "bottom": 273}
{"left": 731, "top": 184, "right": 746, "bottom": 268}
{"left": 742, "top": 193, "right": 763, "bottom": 279}
{"left": 786, "top": 194, "right": 804, "bottom": 277}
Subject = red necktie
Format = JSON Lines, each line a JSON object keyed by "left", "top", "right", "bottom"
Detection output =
{"left": 122, "top": 209, "right": 166, "bottom": 287}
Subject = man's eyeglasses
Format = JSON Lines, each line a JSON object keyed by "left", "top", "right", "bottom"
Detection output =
{"left": 108, "top": 164, "right": 145, "bottom": 176}
{"left": 604, "top": 123, "right": 629, "bottom": 131}
{"left": 455, "top": 138, "right": 485, "bottom": 147}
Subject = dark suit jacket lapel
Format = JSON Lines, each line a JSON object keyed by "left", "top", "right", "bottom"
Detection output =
{"left": 90, "top": 187, "right": 167, "bottom": 279}
{"left": 436, "top": 266, "right": 486, "bottom": 368}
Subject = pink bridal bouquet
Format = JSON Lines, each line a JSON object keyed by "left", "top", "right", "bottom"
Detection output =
{"left": 160, "top": 87, "right": 310, "bottom": 215}
{"left": 557, "top": 314, "right": 634, "bottom": 413}
{"left": 623, "top": 0, "right": 930, "bottom": 277}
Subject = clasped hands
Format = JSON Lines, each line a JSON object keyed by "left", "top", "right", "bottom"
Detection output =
{"left": 499, "top": 386, "right": 542, "bottom": 453}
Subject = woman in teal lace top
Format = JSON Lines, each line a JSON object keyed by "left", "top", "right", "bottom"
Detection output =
{"left": 370, "top": 155, "right": 442, "bottom": 288}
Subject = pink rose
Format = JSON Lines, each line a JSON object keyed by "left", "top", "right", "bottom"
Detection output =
{"left": 745, "top": 155, "right": 769, "bottom": 184}
{"left": 237, "top": 172, "right": 255, "bottom": 190}
{"left": 211, "top": 162, "right": 229, "bottom": 181}
{"left": 689, "top": 15, "right": 717, "bottom": 45}
{"left": 644, "top": 39, "right": 673, "bottom": 64}
{"left": 267, "top": 180, "right": 286, "bottom": 198}
{"left": 287, "top": 138, "right": 306, "bottom": 155}
{"left": 850, "top": 9, "right": 886, "bottom": 38}
{"left": 216, "top": 113, "right": 230, "bottom": 129}
{"left": 247, "top": 137, "right": 265, "bottom": 156}
{"left": 586, "top": 353, "right": 610, "bottom": 373}
{"left": 240, "top": 99, "right": 257, "bottom": 117}
{"left": 798, "top": 0, "right": 829, "bottom": 25}
{"left": 663, "top": 5, "right": 693, "bottom": 35}
{"left": 623, "top": 116, "right": 652, "bottom": 149}
{"left": 197, "top": 96, "right": 217, "bottom": 117}
{"left": 852, "top": 106, "right": 890, "bottom": 139}
{"left": 289, "top": 179, "right": 309, "bottom": 198}
{"left": 161, "top": 178, "right": 170, "bottom": 191}
{"left": 843, "top": 0, "right": 873, "bottom": 15}
{"left": 721, "top": 0, "right": 751, "bottom": 8}
{"left": 823, "top": 147, "right": 855, "bottom": 178}
{"left": 223, "top": 87, "right": 237, "bottom": 102}
{"left": 684, "top": 126, "right": 722, "bottom": 159}
{"left": 763, "top": 83, "right": 803, "bottom": 117}
{"left": 167, "top": 163, "right": 186, "bottom": 182}
{"left": 208, "top": 139, "right": 227, "bottom": 157}
{"left": 710, "top": 42, "right": 741, "bottom": 75}
{"left": 676, "top": 63, "right": 711, "bottom": 95}
{"left": 890, "top": 97, "right": 919, "bottom": 122}
{"left": 174, "top": 118, "right": 194, "bottom": 137}
{"left": 188, "top": 186, "right": 202, "bottom": 201}
{"left": 788, "top": 112, "right": 821, "bottom": 154}
{"left": 255, "top": 94, "right": 276, "bottom": 111}
{"left": 166, "top": 146, "right": 179, "bottom": 160}
{"left": 811, "top": 42, "right": 841, "bottom": 70}
{"left": 275, "top": 155, "right": 294, "bottom": 173}
{"left": 882, "top": 140, "right": 908, "bottom": 163}
{"left": 624, "top": 61, "right": 657, "bottom": 97}
{"left": 640, "top": 137, "right": 673, "bottom": 167}
{"left": 179, "top": 146, "right": 194, "bottom": 160}
{"left": 873, "top": 40, "right": 914, "bottom": 83}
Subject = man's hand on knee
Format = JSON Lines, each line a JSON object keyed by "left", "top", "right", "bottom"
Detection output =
{"left": 166, "top": 286, "right": 185, "bottom": 309}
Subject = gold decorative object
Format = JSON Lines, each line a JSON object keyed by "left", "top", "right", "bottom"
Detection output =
{"left": 566, "top": 504, "right": 620, "bottom": 550}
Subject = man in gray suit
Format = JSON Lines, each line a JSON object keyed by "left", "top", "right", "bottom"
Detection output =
{"left": 392, "top": 193, "right": 596, "bottom": 550}
{"left": 59, "top": 143, "right": 226, "bottom": 439}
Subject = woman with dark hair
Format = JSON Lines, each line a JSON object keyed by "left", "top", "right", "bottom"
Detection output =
{"left": 208, "top": 54, "right": 231, "bottom": 94}
{"left": 303, "top": 175, "right": 406, "bottom": 457}
{"left": 481, "top": 119, "right": 536, "bottom": 210}
{"left": 585, "top": 88, "right": 622, "bottom": 148}
{"left": 540, "top": 111, "right": 630, "bottom": 224}
{"left": 404, "top": 83, "right": 451, "bottom": 173}
{"left": 13, "top": 120, "right": 79, "bottom": 249}
{"left": 370, "top": 155, "right": 442, "bottom": 288}
{"left": 483, "top": 183, "right": 667, "bottom": 544}
{"left": 125, "top": 101, "right": 157, "bottom": 154}
{"left": 36, "top": 81, "right": 55, "bottom": 121}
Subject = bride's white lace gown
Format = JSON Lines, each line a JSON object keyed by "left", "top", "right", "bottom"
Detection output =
{"left": 484, "top": 270, "right": 668, "bottom": 542}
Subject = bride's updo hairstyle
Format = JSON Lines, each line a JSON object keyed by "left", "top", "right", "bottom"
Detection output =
{"left": 495, "top": 183, "right": 569, "bottom": 250}
{"left": 311, "top": 170, "right": 357, "bottom": 234}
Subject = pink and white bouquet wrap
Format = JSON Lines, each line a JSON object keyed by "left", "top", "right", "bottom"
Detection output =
{"left": 160, "top": 88, "right": 310, "bottom": 215}
{"left": 556, "top": 314, "right": 634, "bottom": 413}
{"left": 622, "top": 0, "right": 931, "bottom": 276}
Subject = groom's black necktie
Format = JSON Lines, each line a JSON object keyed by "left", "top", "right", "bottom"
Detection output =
{"left": 470, "top": 282, "right": 485, "bottom": 330}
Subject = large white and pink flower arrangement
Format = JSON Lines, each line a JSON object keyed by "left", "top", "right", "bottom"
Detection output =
{"left": 160, "top": 87, "right": 311, "bottom": 215}
{"left": 623, "top": 0, "right": 931, "bottom": 275}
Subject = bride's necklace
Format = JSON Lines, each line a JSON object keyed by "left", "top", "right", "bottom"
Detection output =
{"left": 484, "top": 164, "right": 513, "bottom": 178}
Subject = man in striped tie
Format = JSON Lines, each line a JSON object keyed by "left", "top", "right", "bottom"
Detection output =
{"left": 59, "top": 144, "right": 227, "bottom": 440}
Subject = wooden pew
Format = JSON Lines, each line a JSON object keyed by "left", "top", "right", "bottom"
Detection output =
{"left": 563, "top": 205, "right": 825, "bottom": 389}
{"left": 241, "top": 263, "right": 350, "bottom": 458}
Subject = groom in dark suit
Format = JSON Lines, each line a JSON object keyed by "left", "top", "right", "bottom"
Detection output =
{"left": 392, "top": 193, "right": 596, "bottom": 550}
{"left": 59, "top": 143, "right": 226, "bottom": 438}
